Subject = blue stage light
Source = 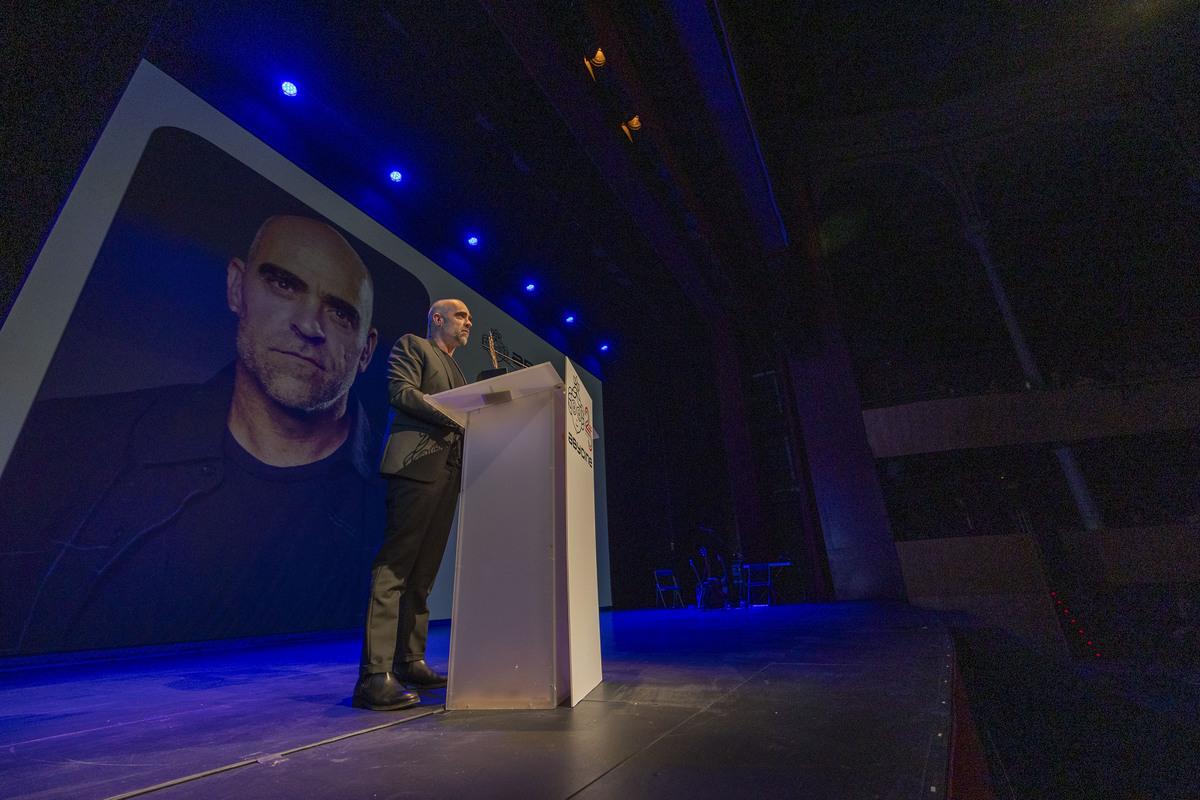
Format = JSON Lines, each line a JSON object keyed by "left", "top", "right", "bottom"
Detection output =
{"left": 467, "top": 236, "right": 479, "bottom": 246}
{"left": 389, "top": 170, "right": 403, "bottom": 182}
{"left": 600, "top": 343, "right": 610, "bottom": 352}
{"left": 565, "top": 315, "right": 575, "bottom": 324}
{"left": 281, "top": 81, "right": 298, "bottom": 97}
{"left": 525, "top": 283, "right": 536, "bottom": 292}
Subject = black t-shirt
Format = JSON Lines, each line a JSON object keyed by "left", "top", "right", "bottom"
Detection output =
{"left": 62, "top": 432, "right": 377, "bottom": 648}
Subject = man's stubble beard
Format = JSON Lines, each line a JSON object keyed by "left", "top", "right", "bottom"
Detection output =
{"left": 235, "top": 324, "right": 358, "bottom": 415}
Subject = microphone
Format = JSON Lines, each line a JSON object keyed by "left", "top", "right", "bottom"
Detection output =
{"left": 486, "top": 330, "right": 498, "bottom": 370}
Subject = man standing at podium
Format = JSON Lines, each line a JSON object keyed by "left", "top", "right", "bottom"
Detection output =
{"left": 353, "top": 299, "right": 472, "bottom": 711}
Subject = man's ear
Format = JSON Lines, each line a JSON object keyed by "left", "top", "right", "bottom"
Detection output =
{"left": 358, "top": 328, "right": 379, "bottom": 373}
{"left": 227, "top": 257, "right": 248, "bottom": 313}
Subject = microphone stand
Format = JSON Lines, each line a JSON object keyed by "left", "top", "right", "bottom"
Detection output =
{"left": 479, "top": 331, "right": 525, "bottom": 380}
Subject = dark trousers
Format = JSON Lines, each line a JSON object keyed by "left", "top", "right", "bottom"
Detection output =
{"left": 359, "top": 467, "right": 461, "bottom": 675}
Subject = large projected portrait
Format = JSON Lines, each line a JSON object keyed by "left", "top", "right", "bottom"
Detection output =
{"left": 0, "top": 126, "right": 429, "bottom": 656}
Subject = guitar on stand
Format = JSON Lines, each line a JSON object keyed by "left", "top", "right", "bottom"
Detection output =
{"left": 697, "top": 525, "right": 744, "bottom": 609}
{"left": 715, "top": 553, "right": 736, "bottom": 608}
{"left": 696, "top": 547, "right": 727, "bottom": 611}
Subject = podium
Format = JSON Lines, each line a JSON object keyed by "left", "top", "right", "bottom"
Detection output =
{"left": 425, "top": 359, "right": 602, "bottom": 709}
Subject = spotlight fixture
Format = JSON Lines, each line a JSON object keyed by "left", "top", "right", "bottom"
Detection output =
{"left": 600, "top": 343, "right": 610, "bottom": 352}
{"left": 525, "top": 283, "right": 536, "bottom": 292}
{"left": 467, "top": 236, "right": 479, "bottom": 246}
{"left": 621, "top": 115, "right": 641, "bottom": 142}
{"left": 389, "top": 170, "right": 402, "bottom": 183}
{"left": 584, "top": 47, "right": 606, "bottom": 81}
{"left": 281, "top": 81, "right": 298, "bottom": 97}
{"left": 565, "top": 315, "right": 575, "bottom": 324}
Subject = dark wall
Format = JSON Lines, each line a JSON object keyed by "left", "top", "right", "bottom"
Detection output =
{"left": 2, "top": 0, "right": 173, "bottom": 322}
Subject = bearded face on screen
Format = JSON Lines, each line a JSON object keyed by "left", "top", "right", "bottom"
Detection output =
{"left": 228, "top": 216, "right": 376, "bottom": 414}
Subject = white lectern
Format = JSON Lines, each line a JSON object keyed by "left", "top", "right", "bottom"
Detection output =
{"left": 425, "top": 359, "right": 602, "bottom": 709}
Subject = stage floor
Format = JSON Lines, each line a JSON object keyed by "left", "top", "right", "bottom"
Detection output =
{"left": 1, "top": 602, "right": 954, "bottom": 800}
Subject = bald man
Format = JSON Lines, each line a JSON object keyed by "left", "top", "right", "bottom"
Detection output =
{"left": 226, "top": 215, "right": 378, "bottom": 464}
{"left": 353, "top": 299, "right": 472, "bottom": 711}
{"left": 0, "top": 216, "right": 384, "bottom": 657}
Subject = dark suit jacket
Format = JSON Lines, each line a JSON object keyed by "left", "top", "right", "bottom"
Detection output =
{"left": 377, "top": 334, "right": 466, "bottom": 482}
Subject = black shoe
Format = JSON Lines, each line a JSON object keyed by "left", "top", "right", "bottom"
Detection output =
{"left": 352, "top": 672, "right": 420, "bottom": 711}
{"left": 396, "top": 659, "right": 448, "bottom": 689}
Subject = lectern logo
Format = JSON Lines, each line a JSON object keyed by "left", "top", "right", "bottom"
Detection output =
{"left": 566, "top": 376, "right": 592, "bottom": 447}
{"left": 566, "top": 375, "right": 593, "bottom": 468}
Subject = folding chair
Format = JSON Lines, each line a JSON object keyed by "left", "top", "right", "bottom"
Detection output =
{"left": 654, "top": 569, "right": 685, "bottom": 608}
